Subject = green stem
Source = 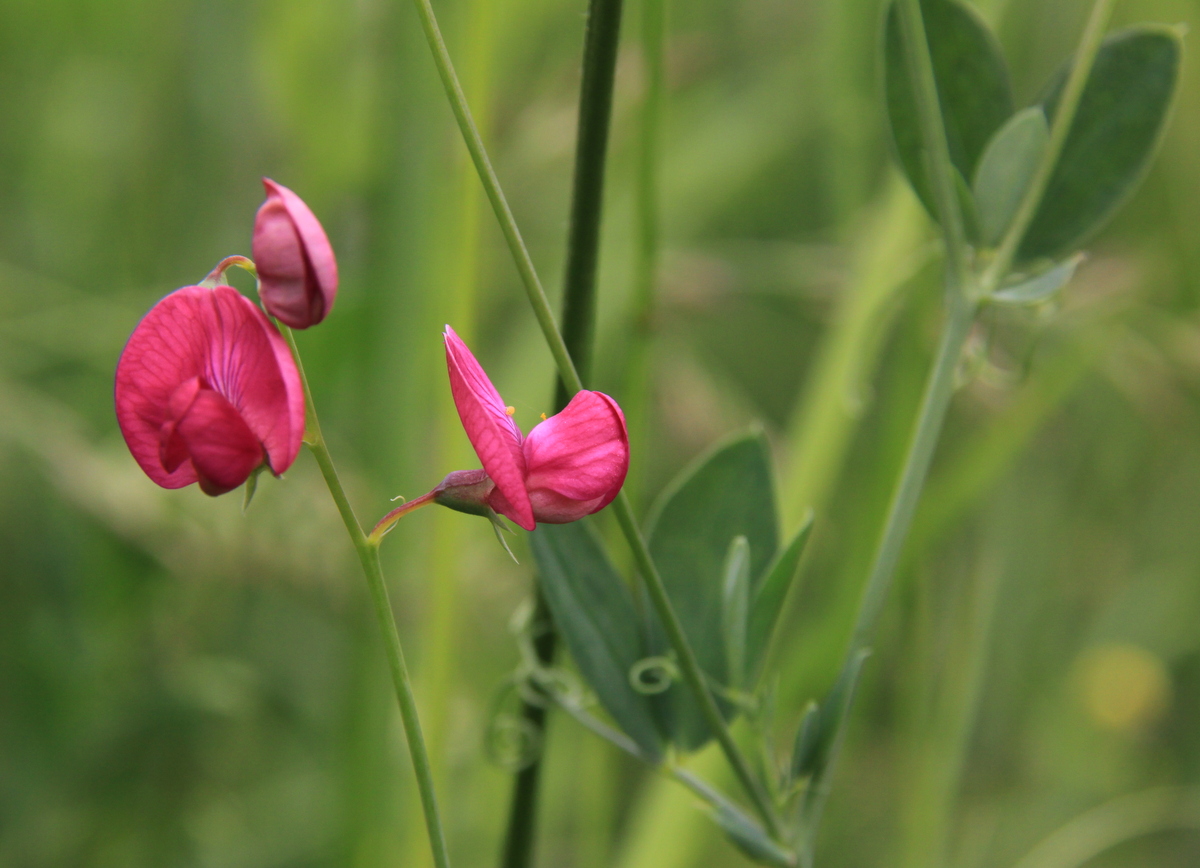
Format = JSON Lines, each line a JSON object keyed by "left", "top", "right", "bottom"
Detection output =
{"left": 406, "top": 0, "right": 583, "bottom": 397}
{"left": 282, "top": 327, "right": 452, "bottom": 868}
{"left": 612, "top": 493, "right": 785, "bottom": 840}
{"left": 799, "top": 0, "right": 981, "bottom": 854}
{"left": 407, "top": 0, "right": 779, "bottom": 841}
{"left": 503, "top": 1, "right": 626, "bottom": 862}
{"left": 982, "top": 0, "right": 1115, "bottom": 291}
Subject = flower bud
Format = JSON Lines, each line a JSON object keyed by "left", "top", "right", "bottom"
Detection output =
{"left": 252, "top": 178, "right": 338, "bottom": 329}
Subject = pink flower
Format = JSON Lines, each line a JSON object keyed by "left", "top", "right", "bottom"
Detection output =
{"left": 252, "top": 178, "right": 338, "bottom": 329}
{"left": 115, "top": 285, "right": 305, "bottom": 496}
{"left": 443, "top": 325, "right": 628, "bottom": 531}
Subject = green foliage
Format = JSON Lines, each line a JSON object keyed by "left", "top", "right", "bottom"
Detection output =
{"left": 1019, "top": 27, "right": 1182, "bottom": 260}
{"left": 884, "top": 0, "right": 1013, "bottom": 227}
{"left": 530, "top": 522, "right": 663, "bottom": 760}
{"left": 720, "top": 535, "right": 752, "bottom": 691}
{"left": 643, "top": 430, "right": 778, "bottom": 751}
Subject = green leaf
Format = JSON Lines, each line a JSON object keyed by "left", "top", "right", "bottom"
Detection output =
{"left": 1019, "top": 27, "right": 1182, "bottom": 261}
{"left": 788, "top": 700, "right": 821, "bottom": 783}
{"left": 990, "top": 254, "right": 1083, "bottom": 306}
{"left": 884, "top": 0, "right": 1014, "bottom": 222}
{"left": 531, "top": 522, "right": 664, "bottom": 761}
{"left": 805, "top": 649, "right": 871, "bottom": 783}
{"left": 721, "top": 536, "right": 752, "bottom": 691}
{"left": 746, "top": 514, "right": 814, "bottom": 685}
{"left": 973, "top": 106, "right": 1050, "bottom": 246}
{"left": 644, "top": 430, "right": 779, "bottom": 751}
{"left": 711, "top": 804, "right": 797, "bottom": 867}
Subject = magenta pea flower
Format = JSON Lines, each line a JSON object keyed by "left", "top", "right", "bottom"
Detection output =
{"left": 115, "top": 284, "right": 305, "bottom": 496}
{"left": 442, "top": 325, "right": 628, "bottom": 531}
{"left": 252, "top": 178, "right": 338, "bottom": 329}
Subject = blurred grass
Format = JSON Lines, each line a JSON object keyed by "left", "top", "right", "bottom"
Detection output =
{"left": 2, "top": 0, "right": 1200, "bottom": 865}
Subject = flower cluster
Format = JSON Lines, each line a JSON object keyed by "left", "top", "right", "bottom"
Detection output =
{"left": 116, "top": 181, "right": 628, "bottom": 536}
{"left": 115, "top": 179, "right": 335, "bottom": 496}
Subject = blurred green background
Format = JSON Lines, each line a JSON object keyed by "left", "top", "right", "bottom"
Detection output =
{"left": 2, "top": 0, "right": 1200, "bottom": 865}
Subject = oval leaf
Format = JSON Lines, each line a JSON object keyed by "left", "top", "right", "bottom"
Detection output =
{"left": 1019, "top": 27, "right": 1182, "bottom": 260}
{"left": 531, "top": 522, "right": 664, "bottom": 760}
{"left": 973, "top": 106, "right": 1050, "bottom": 246}
{"left": 884, "top": 0, "right": 1014, "bottom": 222}
{"left": 644, "top": 430, "right": 779, "bottom": 751}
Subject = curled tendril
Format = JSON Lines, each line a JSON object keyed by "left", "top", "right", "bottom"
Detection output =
{"left": 485, "top": 713, "right": 542, "bottom": 772}
{"left": 629, "top": 656, "right": 679, "bottom": 695}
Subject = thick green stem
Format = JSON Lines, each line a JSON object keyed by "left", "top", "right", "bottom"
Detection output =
{"left": 283, "top": 328, "right": 451, "bottom": 868}
{"left": 407, "top": 0, "right": 779, "bottom": 840}
{"left": 503, "top": 1, "right": 626, "bottom": 863}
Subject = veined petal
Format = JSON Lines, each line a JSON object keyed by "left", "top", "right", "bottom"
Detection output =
{"left": 523, "top": 390, "right": 628, "bottom": 522}
{"left": 443, "top": 326, "right": 533, "bottom": 530}
{"left": 175, "top": 388, "right": 264, "bottom": 496}
{"left": 115, "top": 285, "right": 303, "bottom": 491}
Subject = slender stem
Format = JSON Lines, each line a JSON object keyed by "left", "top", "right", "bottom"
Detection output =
{"left": 612, "top": 492, "right": 785, "bottom": 839}
{"left": 982, "top": 0, "right": 1115, "bottom": 291}
{"left": 408, "top": 0, "right": 780, "bottom": 841}
{"left": 896, "top": 0, "right": 970, "bottom": 292}
{"left": 799, "top": 0, "right": 983, "bottom": 854}
{"left": 503, "top": 1, "right": 626, "bottom": 863}
{"left": 846, "top": 294, "right": 974, "bottom": 655}
{"left": 282, "top": 327, "right": 452, "bottom": 868}
{"left": 406, "top": 0, "right": 583, "bottom": 397}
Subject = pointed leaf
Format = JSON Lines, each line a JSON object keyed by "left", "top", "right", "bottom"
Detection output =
{"left": 973, "top": 107, "right": 1050, "bottom": 246}
{"left": 747, "top": 514, "right": 814, "bottom": 684}
{"left": 884, "top": 0, "right": 1014, "bottom": 221}
{"left": 711, "top": 804, "right": 797, "bottom": 867}
{"left": 991, "top": 254, "right": 1083, "bottom": 306}
{"left": 1019, "top": 27, "right": 1182, "bottom": 260}
{"left": 789, "top": 700, "right": 821, "bottom": 783}
{"left": 807, "top": 650, "right": 871, "bottom": 783}
{"left": 644, "top": 430, "right": 779, "bottom": 751}
{"left": 721, "top": 536, "right": 752, "bottom": 691}
{"left": 531, "top": 522, "right": 663, "bottom": 760}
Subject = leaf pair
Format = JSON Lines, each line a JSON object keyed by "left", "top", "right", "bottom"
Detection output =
{"left": 530, "top": 431, "right": 812, "bottom": 759}
{"left": 885, "top": 0, "right": 1180, "bottom": 263}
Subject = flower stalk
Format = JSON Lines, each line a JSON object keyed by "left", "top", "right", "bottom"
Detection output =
{"left": 282, "top": 326, "right": 452, "bottom": 868}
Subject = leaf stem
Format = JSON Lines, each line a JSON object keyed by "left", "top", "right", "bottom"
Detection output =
{"left": 982, "top": 0, "right": 1115, "bottom": 291}
{"left": 282, "top": 327, "right": 451, "bottom": 868}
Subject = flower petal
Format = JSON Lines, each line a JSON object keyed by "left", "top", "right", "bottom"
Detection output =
{"left": 115, "top": 285, "right": 304, "bottom": 490}
{"left": 254, "top": 178, "right": 338, "bottom": 328}
{"left": 175, "top": 387, "right": 265, "bottom": 496}
{"left": 523, "top": 390, "right": 629, "bottom": 523}
{"left": 443, "top": 325, "right": 533, "bottom": 530}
